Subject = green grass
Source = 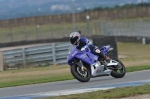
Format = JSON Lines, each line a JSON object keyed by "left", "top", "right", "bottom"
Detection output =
{"left": 118, "top": 42, "right": 150, "bottom": 57}
{"left": 0, "top": 65, "right": 72, "bottom": 88}
{"left": 0, "top": 74, "right": 73, "bottom": 88}
{"left": 126, "top": 65, "right": 150, "bottom": 72}
{"left": 118, "top": 42, "right": 150, "bottom": 67}
{"left": 43, "top": 84, "right": 150, "bottom": 99}
{"left": 113, "top": 16, "right": 150, "bottom": 22}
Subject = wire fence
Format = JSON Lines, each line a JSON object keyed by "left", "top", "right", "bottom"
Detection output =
{"left": 100, "top": 19, "right": 150, "bottom": 37}
{"left": 0, "top": 21, "right": 101, "bottom": 43}
{"left": 0, "top": 19, "right": 150, "bottom": 43}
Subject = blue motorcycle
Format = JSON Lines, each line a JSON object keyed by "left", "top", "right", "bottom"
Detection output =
{"left": 67, "top": 45, "right": 126, "bottom": 82}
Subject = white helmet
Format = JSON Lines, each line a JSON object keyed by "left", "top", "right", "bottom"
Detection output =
{"left": 69, "top": 32, "right": 81, "bottom": 45}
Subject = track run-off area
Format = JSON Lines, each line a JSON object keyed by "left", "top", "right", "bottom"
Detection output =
{"left": 0, "top": 70, "right": 150, "bottom": 99}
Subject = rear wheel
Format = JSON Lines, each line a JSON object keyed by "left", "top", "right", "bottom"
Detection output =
{"left": 70, "top": 64, "right": 91, "bottom": 82}
{"left": 110, "top": 60, "right": 126, "bottom": 78}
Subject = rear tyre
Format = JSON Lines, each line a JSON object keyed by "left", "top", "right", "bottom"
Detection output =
{"left": 70, "top": 64, "right": 91, "bottom": 82}
{"left": 110, "top": 60, "right": 126, "bottom": 78}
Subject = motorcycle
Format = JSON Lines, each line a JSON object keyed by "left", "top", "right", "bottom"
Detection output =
{"left": 67, "top": 45, "right": 126, "bottom": 82}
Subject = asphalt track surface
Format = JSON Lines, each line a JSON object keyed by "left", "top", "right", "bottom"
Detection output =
{"left": 0, "top": 70, "right": 150, "bottom": 98}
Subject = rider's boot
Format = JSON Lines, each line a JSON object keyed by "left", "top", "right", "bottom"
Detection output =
{"left": 94, "top": 47, "right": 110, "bottom": 63}
{"left": 104, "top": 55, "right": 110, "bottom": 63}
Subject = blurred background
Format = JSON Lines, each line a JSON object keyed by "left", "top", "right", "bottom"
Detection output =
{"left": 0, "top": 0, "right": 150, "bottom": 69}
{"left": 0, "top": 0, "right": 150, "bottom": 43}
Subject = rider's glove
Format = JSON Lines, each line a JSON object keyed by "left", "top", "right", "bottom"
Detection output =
{"left": 81, "top": 45, "right": 88, "bottom": 51}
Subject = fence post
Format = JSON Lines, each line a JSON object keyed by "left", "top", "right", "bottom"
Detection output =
{"left": 0, "top": 51, "right": 4, "bottom": 71}
{"left": 50, "top": 22, "right": 53, "bottom": 39}
{"left": 52, "top": 43, "right": 56, "bottom": 64}
{"left": 22, "top": 48, "right": 26, "bottom": 67}
{"left": 86, "top": 15, "right": 91, "bottom": 36}
{"left": 142, "top": 38, "right": 146, "bottom": 45}
{"left": 10, "top": 27, "right": 13, "bottom": 42}
{"left": 36, "top": 25, "right": 40, "bottom": 40}
{"left": 24, "top": 25, "right": 27, "bottom": 41}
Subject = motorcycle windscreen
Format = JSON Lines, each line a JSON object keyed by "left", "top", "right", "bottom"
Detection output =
{"left": 76, "top": 52, "right": 98, "bottom": 65}
{"left": 100, "top": 45, "right": 110, "bottom": 55}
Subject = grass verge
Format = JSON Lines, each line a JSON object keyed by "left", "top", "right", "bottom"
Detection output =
{"left": 43, "top": 84, "right": 150, "bottom": 99}
{"left": 126, "top": 65, "right": 150, "bottom": 72}
{"left": 117, "top": 42, "right": 150, "bottom": 67}
{"left": 0, "top": 65, "right": 150, "bottom": 88}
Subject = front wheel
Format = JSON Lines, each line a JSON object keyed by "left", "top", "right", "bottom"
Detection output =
{"left": 110, "top": 60, "right": 126, "bottom": 78}
{"left": 70, "top": 64, "right": 91, "bottom": 82}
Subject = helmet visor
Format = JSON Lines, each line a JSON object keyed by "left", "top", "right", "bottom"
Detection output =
{"left": 70, "top": 36, "right": 78, "bottom": 45}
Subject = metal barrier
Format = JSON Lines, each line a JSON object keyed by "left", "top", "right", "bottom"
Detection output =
{"left": 1, "top": 42, "right": 71, "bottom": 70}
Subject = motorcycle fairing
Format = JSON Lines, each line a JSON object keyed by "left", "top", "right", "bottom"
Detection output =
{"left": 107, "top": 60, "right": 119, "bottom": 69}
{"left": 75, "top": 52, "right": 98, "bottom": 65}
{"left": 68, "top": 45, "right": 111, "bottom": 65}
{"left": 90, "top": 62, "right": 112, "bottom": 76}
{"left": 67, "top": 48, "right": 78, "bottom": 65}
{"left": 67, "top": 47, "right": 98, "bottom": 65}
{"left": 107, "top": 60, "right": 118, "bottom": 66}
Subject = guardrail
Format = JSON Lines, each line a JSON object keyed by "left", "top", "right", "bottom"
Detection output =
{"left": 0, "top": 42, "right": 71, "bottom": 71}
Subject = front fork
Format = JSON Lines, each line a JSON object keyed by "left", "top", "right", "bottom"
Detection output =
{"left": 75, "top": 61, "right": 86, "bottom": 71}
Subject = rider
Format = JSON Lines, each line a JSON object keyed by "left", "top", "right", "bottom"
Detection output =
{"left": 69, "top": 31, "right": 110, "bottom": 62}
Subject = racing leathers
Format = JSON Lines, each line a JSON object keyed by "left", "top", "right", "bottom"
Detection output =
{"left": 75, "top": 37, "right": 110, "bottom": 62}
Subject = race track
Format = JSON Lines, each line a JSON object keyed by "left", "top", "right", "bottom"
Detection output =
{"left": 0, "top": 70, "right": 150, "bottom": 98}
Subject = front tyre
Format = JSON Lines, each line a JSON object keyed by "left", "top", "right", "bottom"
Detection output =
{"left": 110, "top": 60, "right": 126, "bottom": 78}
{"left": 70, "top": 64, "right": 91, "bottom": 82}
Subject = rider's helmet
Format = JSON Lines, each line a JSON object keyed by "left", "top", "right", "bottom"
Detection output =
{"left": 69, "top": 32, "right": 81, "bottom": 45}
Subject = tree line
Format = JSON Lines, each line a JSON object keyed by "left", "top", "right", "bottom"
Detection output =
{"left": 83, "top": 2, "right": 150, "bottom": 12}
